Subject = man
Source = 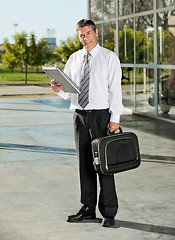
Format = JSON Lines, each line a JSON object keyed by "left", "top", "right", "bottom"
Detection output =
{"left": 51, "top": 19, "right": 124, "bottom": 227}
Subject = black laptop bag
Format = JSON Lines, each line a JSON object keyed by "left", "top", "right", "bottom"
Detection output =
{"left": 91, "top": 127, "right": 141, "bottom": 175}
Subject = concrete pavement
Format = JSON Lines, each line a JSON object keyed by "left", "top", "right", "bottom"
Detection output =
{"left": 0, "top": 85, "right": 54, "bottom": 96}
{"left": 0, "top": 85, "right": 175, "bottom": 240}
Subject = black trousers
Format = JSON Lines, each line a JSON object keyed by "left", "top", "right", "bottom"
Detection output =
{"left": 73, "top": 109, "right": 118, "bottom": 218}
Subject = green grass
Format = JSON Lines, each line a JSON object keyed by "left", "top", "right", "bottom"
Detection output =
{"left": 0, "top": 62, "right": 65, "bottom": 85}
{"left": 0, "top": 71, "right": 51, "bottom": 85}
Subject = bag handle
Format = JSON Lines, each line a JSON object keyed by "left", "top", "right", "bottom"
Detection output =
{"left": 107, "top": 126, "right": 123, "bottom": 136}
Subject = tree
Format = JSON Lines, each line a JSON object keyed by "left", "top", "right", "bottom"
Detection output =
{"left": 28, "top": 33, "right": 51, "bottom": 71}
{"left": 55, "top": 36, "right": 82, "bottom": 62}
{"left": 3, "top": 32, "right": 30, "bottom": 84}
{"left": 2, "top": 32, "right": 50, "bottom": 84}
{"left": 2, "top": 41, "right": 18, "bottom": 70}
{"left": 157, "top": 0, "right": 175, "bottom": 30}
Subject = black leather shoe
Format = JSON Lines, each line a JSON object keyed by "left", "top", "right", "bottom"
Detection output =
{"left": 102, "top": 217, "right": 115, "bottom": 227}
{"left": 67, "top": 205, "right": 96, "bottom": 222}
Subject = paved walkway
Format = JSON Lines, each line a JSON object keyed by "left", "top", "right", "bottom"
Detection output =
{"left": 0, "top": 85, "right": 54, "bottom": 96}
{"left": 0, "top": 86, "right": 175, "bottom": 240}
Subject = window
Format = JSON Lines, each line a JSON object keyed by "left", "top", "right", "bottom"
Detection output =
{"left": 157, "top": 11, "right": 175, "bottom": 65}
{"left": 103, "top": 22, "right": 116, "bottom": 52}
{"left": 136, "top": 15, "right": 154, "bottom": 64}
{"left": 119, "top": 0, "right": 133, "bottom": 16}
{"left": 135, "top": 0, "right": 153, "bottom": 13}
{"left": 90, "top": 0, "right": 102, "bottom": 21}
{"left": 89, "top": 0, "right": 175, "bottom": 122}
{"left": 157, "top": 0, "right": 175, "bottom": 8}
{"left": 119, "top": 19, "right": 134, "bottom": 63}
{"left": 136, "top": 68, "right": 155, "bottom": 115}
{"left": 103, "top": 0, "right": 116, "bottom": 19}
{"left": 158, "top": 68, "right": 175, "bottom": 118}
{"left": 122, "top": 67, "right": 135, "bottom": 110}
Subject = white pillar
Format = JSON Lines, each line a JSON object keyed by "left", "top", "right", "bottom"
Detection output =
{"left": 87, "top": 0, "right": 90, "bottom": 19}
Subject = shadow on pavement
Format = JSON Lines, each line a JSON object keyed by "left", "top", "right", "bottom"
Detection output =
{"left": 114, "top": 219, "right": 175, "bottom": 236}
{"left": 0, "top": 143, "right": 76, "bottom": 156}
{"left": 67, "top": 218, "right": 175, "bottom": 236}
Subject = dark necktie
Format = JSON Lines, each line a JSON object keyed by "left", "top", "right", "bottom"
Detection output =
{"left": 78, "top": 52, "right": 90, "bottom": 108}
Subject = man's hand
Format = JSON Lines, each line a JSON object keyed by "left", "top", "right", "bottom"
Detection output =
{"left": 50, "top": 79, "right": 63, "bottom": 92}
{"left": 107, "top": 122, "right": 119, "bottom": 133}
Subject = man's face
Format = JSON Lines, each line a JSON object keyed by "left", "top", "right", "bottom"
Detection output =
{"left": 78, "top": 25, "right": 98, "bottom": 52}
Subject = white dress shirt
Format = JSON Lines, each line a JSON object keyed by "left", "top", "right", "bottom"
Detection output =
{"left": 57, "top": 44, "right": 124, "bottom": 123}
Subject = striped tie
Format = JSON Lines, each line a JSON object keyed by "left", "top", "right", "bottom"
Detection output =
{"left": 78, "top": 52, "right": 90, "bottom": 108}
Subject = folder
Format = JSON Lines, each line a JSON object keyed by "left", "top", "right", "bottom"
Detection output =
{"left": 42, "top": 65, "right": 80, "bottom": 93}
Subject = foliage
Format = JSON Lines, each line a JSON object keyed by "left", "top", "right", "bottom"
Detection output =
{"left": 55, "top": 36, "right": 82, "bottom": 62}
{"left": 28, "top": 33, "right": 49, "bottom": 69}
{"left": 1, "top": 33, "right": 81, "bottom": 84}
{"left": 103, "top": 27, "right": 115, "bottom": 51}
{"left": 118, "top": 27, "right": 173, "bottom": 64}
{"left": 119, "top": 27, "right": 134, "bottom": 63}
{"left": 3, "top": 32, "right": 29, "bottom": 71}
{"left": 2, "top": 32, "right": 50, "bottom": 84}
{"left": 158, "top": 29, "right": 175, "bottom": 64}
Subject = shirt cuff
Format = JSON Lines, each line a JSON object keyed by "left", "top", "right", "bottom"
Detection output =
{"left": 110, "top": 112, "right": 120, "bottom": 123}
{"left": 57, "top": 90, "right": 69, "bottom": 100}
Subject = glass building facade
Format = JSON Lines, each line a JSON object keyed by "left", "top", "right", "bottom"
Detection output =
{"left": 87, "top": 0, "right": 175, "bottom": 122}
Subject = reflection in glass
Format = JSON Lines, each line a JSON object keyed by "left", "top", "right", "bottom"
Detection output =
{"left": 158, "top": 69, "right": 175, "bottom": 116}
{"left": 103, "top": 0, "right": 116, "bottom": 19}
{"left": 103, "top": 22, "right": 116, "bottom": 52}
{"left": 136, "top": 15, "right": 154, "bottom": 64}
{"left": 119, "top": 19, "right": 134, "bottom": 63}
{"left": 122, "top": 67, "right": 135, "bottom": 110}
{"left": 136, "top": 68, "right": 154, "bottom": 115}
{"left": 157, "top": 0, "right": 175, "bottom": 8}
{"left": 90, "top": 0, "right": 102, "bottom": 21}
{"left": 157, "top": 11, "right": 175, "bottom": 65}
{"left": 135, "top": 0, "right": 153, "bottom": 13}
{"left": 119, "top": 0, "right": 133, "bottom": 16}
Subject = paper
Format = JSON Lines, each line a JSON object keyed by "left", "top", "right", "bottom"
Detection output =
{"left": 42, "top": 65, "right": 80, "bottom": 93}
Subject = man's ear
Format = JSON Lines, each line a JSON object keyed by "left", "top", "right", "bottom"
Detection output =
{"left": 96, "top": 28, "right": 98, "bottom": 38}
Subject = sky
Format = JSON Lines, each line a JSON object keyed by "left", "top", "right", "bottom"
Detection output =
{"left": 0, "top": 0, "right": 87, "bottom": 45}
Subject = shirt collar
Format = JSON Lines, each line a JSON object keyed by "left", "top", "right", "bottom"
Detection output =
{"left": 82, "top": 44, "right": 100, "bottom": 58}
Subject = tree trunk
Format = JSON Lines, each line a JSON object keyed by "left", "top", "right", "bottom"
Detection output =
{"left": 25, "top": 65, "right": 28, "bottom": 85}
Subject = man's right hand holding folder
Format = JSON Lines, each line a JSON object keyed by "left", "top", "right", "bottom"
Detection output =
{"left": 50, "top": 79, "right": 63, "bottom": 93}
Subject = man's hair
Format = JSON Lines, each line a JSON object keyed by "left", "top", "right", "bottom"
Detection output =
{"left": 76, "top": 19, "right": 96, "bottom": 32}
